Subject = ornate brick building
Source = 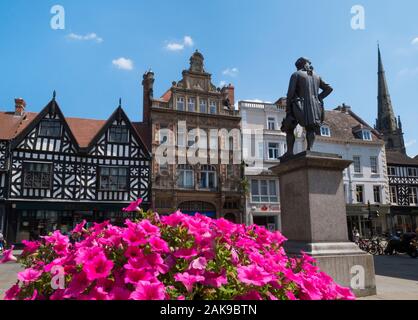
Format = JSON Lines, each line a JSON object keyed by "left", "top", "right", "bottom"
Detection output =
{"left": 142, "top": 51, "right": 243, "bottom": 222}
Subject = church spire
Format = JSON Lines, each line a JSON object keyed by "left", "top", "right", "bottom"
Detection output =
{"left": 376, "top": 45, "right": 406, "bottom": 154}
{"left": 376, "top": 45, "right": 397, "bottom": 132}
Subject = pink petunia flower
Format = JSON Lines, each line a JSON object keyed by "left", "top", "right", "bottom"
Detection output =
{"left": 72, "top": 220, "right": 87, "bottom": 234}
{"left": 203, "top": 272, "right": 228, "bottom": 288}
{"left": 18, "top": 268, "right": 43, "bottom": 284}
{"left": 122, "top": 199, "right": 143, "bottom": 212}
{"left": 130, "top": 281, "right": 166, "bottom": 300}
{"left": 174, "top": 272, "right": 205, "bottom": 293}
{"left": 149, "top": 236, "right": 170, "bottom": 253}
{"left": 64, "top": 271, "right": 90, "bottom": 298}
{"left": 1, "top": 246, "right": 17, "bottom": 263}
{"left": 124, "top": 268, "right": 156, "bottom": 285}
{"left": 22, "top": 240, "right": 40, "bottom": 255}
{"left": 189, "top": 257, "right": 207, "bottom": 271}
{"left": 4, "top": 284, "right": 20, "bottom": 300}
{"left": 83, "top": 254, "right": 114, "bottom": 281}
{"left": 237, "top": 265, "right": 273, "bottom": 287}
{"left": 173, "top": 248, "right": 198, "bottom": 260}
{"left": 235, "top": 290, "right": 263, "bottom": 300}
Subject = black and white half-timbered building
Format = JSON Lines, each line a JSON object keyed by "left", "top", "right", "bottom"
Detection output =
{"left": 0, "top": 96, "right": 151, "bottom": 244}
{"left": 386, "top": 151, "right": 418, "bottom": 233}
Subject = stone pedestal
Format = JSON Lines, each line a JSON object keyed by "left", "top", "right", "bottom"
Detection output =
{"left": 272, "top": 151, "right": 376, "bottom": 297}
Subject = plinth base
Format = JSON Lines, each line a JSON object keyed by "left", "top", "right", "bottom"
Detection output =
{"left": 285, "top": 241, "right": 377, "bottom": 297}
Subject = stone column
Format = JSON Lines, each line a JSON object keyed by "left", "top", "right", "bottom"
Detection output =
{"left": 272, "top": 151, "right": 376, "bottom": 297}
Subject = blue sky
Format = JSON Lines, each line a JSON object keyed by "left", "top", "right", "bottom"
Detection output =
{"left": 0, "top": 0, "right": 417, "bottom": 156}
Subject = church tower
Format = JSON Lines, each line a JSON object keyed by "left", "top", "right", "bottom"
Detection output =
{"left": 375, "top": 45, "right": 406, "bottom": 154}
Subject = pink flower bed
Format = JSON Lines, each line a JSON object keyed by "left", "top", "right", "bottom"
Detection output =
{"left": 1, "top": 200, "right": 355, "bottom": 300}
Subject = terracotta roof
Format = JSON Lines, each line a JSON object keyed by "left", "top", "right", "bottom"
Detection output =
{"left": 320, "top": 108, "right": 382, "bottom": 143}
{"left": 0, "top": 112, "right": 38, "bottom": 140}
{"left": 386, "top": 150, "right": 418, "bottom": 166}
{"left": 0, "top": 109, "right": 150, "bottom": 152}
{"left": 160, "top": 90, "right": 172, "bottom": 102}
{"left": 65, "top": 117, "right": 107, "bottom": 148}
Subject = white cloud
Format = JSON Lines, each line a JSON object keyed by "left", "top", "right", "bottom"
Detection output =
{"left": 222, "top": 67, "right": 239, "bottom": 77}
{"left": 219, "top": 80, "right": 227, "bottom": 87}
{"left": 165, "top": 36, "right": 194, "bottom": 51}
{"left": 411, "top": 38, "right": 418, "bottom": 45}
{"left": 67, "top": 32, "right": 103, "bottom": 43}
{"left": 406, "top": 139, "right": 417, "bottom": 148}
{"left": 112, "top": 57, "right": 134, "bottom": 71}
{"left": 183, "top": 36, "right": 194, "bottom": 47}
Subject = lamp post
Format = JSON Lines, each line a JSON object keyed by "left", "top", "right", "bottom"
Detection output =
{"left": 368, "top": 201, "right": 373, "bottom": 238}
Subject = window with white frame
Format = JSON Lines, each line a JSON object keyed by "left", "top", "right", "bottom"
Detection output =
{"left": 177, "top": 165, "right": 194, "bottom": 189}
{"left": 109, "top": 126, "right": 129, "bottom": 143}
{"left": 268, "top": 143, "right": 280, "bottom": 160}
{"left": 373, "top": 185, "right": 381, "bottom": 204}
{"left": 409, "top": 187, "right": 418, "bottom": 205}
{"left": 177, "top": 97, "right": 185, "bottom": 111}
{"left": 370, "top": 156, "right": 378, "bottom": 174}
{"left": 188, "top": 97, "right": 196, "bottom": 112}
{"left": 408, "top": 167, "right": 418, "bottom": 177}
{"left": 267, "top": 117, "right": 276, "bottom": 131}
{"left": 390, "top": 186, "right": 398, "bottom": 205}
{"left": 209, "top": 101, "right": 217, "bottom": 114}
{"left": 200, "top": 99, "right": 207, "bottom": 113}
{"left": 39, "top": 120, "right": 62, "bottom": 138}
{"left": 251, "top": 180, "right": 278, "bottom": 203}
{"left": 200, "top": 165, "right": 217, "bottom": 190}
{"left": 320, "top": 125, "right": 331, "bottom": 137}
{"left": 361, "top": 130, "right": 372, "bottom": 141}
{"left": 353, "top": 156, "right": 361, "bottom": 173}
{"left": 388, "top": 166, "right": 396, "bottom": 176}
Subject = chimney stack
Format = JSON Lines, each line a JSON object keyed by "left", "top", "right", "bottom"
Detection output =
{"left": 15, "top": 98, "right": 26, "bottom": 116}
{"left": 142, "top": 70, "right": 155, "bottom": 125}
{"left": 221, "top": 84, "right": 235, "bottom": 109}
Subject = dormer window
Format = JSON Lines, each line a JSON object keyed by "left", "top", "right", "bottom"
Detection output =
{"left": 39, "top": 120, "right": 61, "bottom": 138}
{"left": 109, "top": 126, "right": 129, "bottom": 143}
{"left": 320, "top": 125, "right": 331, "bottom": 137}
{"left": 361, "top": 130, "right": 372, "bottom": 141}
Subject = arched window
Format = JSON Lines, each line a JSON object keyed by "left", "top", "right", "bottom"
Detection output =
{"left": 200, "top": 165, "right": 217, "bottom": 190}
{"left": 177, "top": 165, "right": 194, "bottom": 189}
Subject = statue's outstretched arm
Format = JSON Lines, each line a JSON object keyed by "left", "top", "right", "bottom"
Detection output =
{"left": 318, "top": 78, "right": 333, "bottom": 102}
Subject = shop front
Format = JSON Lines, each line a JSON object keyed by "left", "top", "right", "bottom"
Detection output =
{"left": 248, "top": 204, "right": 281, "bottom": 232}
{"left": 4, "top": 201, "right": 141, "bottom": 245}
{"left": 391, "top": 206, "right": 418, "bottom": 233}
{"left": 346, "top": 204, "right": 390, "bottom": 239}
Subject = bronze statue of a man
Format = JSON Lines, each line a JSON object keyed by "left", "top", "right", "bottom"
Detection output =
{"left": 281, "top": 57, "right": 333, "bottom": 157}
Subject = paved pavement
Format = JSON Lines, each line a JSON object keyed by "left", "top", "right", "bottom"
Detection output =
{"left": 1, "top": 251, "right": 417, "bottom": 300}
{"left": 360, "top": 254, "right": 418, "bottom": 300}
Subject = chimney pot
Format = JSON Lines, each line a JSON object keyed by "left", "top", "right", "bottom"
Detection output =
{"left": 14, "top": 98, "right": 26, "bottom": 116}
